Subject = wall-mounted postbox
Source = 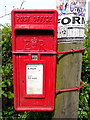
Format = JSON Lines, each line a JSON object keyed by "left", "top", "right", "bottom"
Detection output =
{"left": 11, "top": 10, "right": 58, "bottom": 111}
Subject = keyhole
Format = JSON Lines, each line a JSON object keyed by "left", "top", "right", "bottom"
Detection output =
{"left": 22, "top": 80, "right": 24, "bottom": 83}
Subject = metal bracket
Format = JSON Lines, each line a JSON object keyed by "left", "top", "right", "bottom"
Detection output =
{"left": 56, "top": 81, "right": 84, "bottom": 94}
{"left": 57, "top": 48, "right": 85, "bottom": 55}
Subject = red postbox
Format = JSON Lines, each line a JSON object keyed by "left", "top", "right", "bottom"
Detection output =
{"left": 11, "top": 10, "right": 58, "bottom": 111}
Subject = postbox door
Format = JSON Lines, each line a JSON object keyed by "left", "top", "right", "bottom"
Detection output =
{"left": 16, "top": 54, "right": 56, "bottom": 111}
{"left": 19, "top": 55, "right": 45, "bottom": 98}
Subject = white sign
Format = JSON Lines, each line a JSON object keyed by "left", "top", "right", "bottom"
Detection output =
{"left": 58, "top": 15, "right": 85, "bottom": 27}
{"left": 26, "top": 64, "right": 43, "bottom": 95}
{"left": 56, "top": 0, "right": 86, "bottom": 42}
{"left": 58, "top": 15, "right": 85, "bottom": 39}
{"left": 58, "top": 26, "right": 84, "bottom": 38}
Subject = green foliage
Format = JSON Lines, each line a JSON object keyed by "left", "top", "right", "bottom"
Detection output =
{"left": 78, "top": 20, "right": 90, "bottom": 120}
{"left": 1, "top": 24, "right": 31, "bottom": 119}
{"left": 2, "top": 24, "right": 13, "bottom": 98}
{"left": 2, "top": 24, "right": 14, "bottom": 118}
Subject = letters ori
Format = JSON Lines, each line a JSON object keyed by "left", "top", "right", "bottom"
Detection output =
{"left": 58, "top": 16, "right": 85, "bottom": 25}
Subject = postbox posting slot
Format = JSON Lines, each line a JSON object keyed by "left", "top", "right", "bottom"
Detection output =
{"left": 14, "top": 29, "right": 55, "bottom": 53}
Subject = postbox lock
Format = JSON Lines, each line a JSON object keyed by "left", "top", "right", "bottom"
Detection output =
{"left": 22, "top": 80, "right": 24, "bottom": 83}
